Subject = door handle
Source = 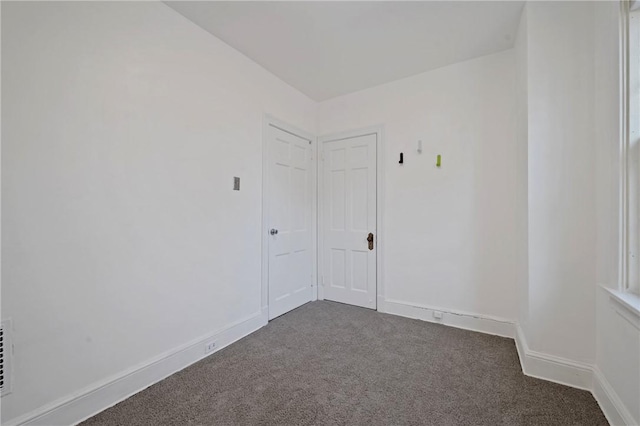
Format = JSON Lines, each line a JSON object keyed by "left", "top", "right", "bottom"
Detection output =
{"left": 270, "top": 229, "right": 279, "bottom": 235}
{"left": 367, "top": 232, "right": 374, "bottom": 250}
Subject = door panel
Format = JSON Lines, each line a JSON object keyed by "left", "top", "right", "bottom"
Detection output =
{"left": 322, "top": 133, "right": 377, "bottom": 309}
{"left": 268, "top": 125, "right": 313, "bottom": 320}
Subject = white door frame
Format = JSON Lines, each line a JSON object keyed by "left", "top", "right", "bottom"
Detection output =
{"left": 261, "top": 114, "right": 318, "bottom": 320}
{"left": 317, "top": 126, "right": 385, "bottom": 311}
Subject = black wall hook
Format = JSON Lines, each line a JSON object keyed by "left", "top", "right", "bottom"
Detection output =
{"left": 399, "top": 152, "right": 404, "bottom": 164}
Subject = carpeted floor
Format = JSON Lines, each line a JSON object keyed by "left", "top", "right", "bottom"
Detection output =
{"left": 82, "top": 301, "right": 607, "bottom": 425}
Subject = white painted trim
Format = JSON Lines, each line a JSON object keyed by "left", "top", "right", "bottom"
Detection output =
{"left": 514, "top": 324, "right": 593, "bottom": 391}
{"left": 261, "top": 114, "right": 318, "bottom": 318}
{"left": 317, "top": 126, "right": 385, "bottom": 311}
{"left": 317, "top": 133, "right": 326, "bottom": 302}
{"left": 513, "top": 325, "right": 527, "bottom": 372}
{"left": 4, "top": 311, "right": 268, "bottom": 426}
{"left": 515, "top": 322, "right": 639, "bottom": 425}
{"left": 593, "top": 367, "right": 637, "bottom": 426}
{"left": 382, "top": 298, "right": 515, "bottom": 338}
{"left": 377, "top": 126, "right": 386, "bottom": 312}
{"left": 621, "top": 0, "right": 630, "bottom": 294}
{"left": 603, "top": 285, "right": 640, "bottom": 330}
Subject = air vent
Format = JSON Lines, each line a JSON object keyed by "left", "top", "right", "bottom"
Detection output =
{"left": 1, "top": 320, "right": 13, "bottom": 397}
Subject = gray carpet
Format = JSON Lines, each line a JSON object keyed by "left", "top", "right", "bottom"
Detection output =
{"left": 82, "top": 301, "right": 607, "bottom": 425}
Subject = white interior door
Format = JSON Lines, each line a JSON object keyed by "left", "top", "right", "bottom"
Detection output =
{"left": 321, "top": 133, "right": 377, "bottom": 309}
{"left": 267, "top": 124, "right": 314, "bottom": 320}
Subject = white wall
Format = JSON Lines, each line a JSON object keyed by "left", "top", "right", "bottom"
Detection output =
{"left": 1, "top": 2, "right": 315, "bottom": 423}
{"left": 519, "top": 1, "right": 597, "bottom": 365}
{"left": 317, "top": 50, "right": 518, "bottom": 322}
{"left": 515, "top": 2, "right": 639, "bottom": 422}
{"left": 594, "top": 2, "right": 640, "bottom": 424}
{"left": 3, "top": 1, "right": 637, "bottom": 425}
{"left": 515, "top": 7, "right": 530, "bottom": 341}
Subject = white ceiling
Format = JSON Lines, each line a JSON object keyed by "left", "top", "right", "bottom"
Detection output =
{"left": 165, "top": 1, "right": 524, "bottom": 101}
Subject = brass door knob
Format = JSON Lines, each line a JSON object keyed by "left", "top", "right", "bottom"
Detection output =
{"left": 367, "top": 233, "right": 374, "bottom": 250}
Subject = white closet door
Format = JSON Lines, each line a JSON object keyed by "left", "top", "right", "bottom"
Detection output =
{"left": 267, "top": 125, "right": 313, "bottom": 319}
{"left": 322, "top": 133, "right": 377, "bottom": 309}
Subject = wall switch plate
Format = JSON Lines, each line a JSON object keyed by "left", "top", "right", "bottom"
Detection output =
{"left": 233, "top": 177, "right": 240, "bottom": 191}
{"left": 204, "top": 340, "right": 217, "bottom": 354}
{"left": 433, "top": 311, "right": 443, "bottom": 320}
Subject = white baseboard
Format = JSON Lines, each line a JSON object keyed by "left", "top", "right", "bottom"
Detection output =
{"left": 382, "top": 298, "right": 515, "bottom": 338}
{"left": 382, "top": 300, "right": 623, "bottom": 421}
{"left": 7, "top": 300, "right": 635, "bottom": 426}
{"left": 381, "top": 301, "right": 596, "bottom": 394}
{"left": 593, "top": 367, "right": 637, "bottom": 426}
{"left": 6, "top": 310, "right": 268, "bottom": 426}
{"left": 514, "top": 324, "right": 593, "bottom": 391}
{"left": 515, "top": 325, "right": 640, "bottom": 425}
